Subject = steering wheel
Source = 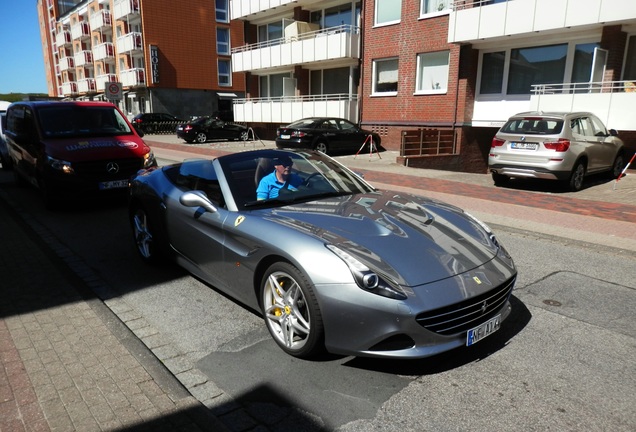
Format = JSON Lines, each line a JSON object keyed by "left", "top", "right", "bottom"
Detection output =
{"left": 302, "top": 173, "right": 321, "bottom": 187}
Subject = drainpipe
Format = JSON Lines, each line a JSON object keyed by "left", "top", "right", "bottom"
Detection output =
{"left": 357, "top": 1, "right": 365, "bottom": 127}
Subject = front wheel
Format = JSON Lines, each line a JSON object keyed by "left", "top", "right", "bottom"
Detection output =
{"left": 567, "top": 160, "right": 586, "bottom": 191}
{"left": 261, "top": 262, "right": 324, "bottom": 358}
{"left": 130, "top": 206, "right": 161, "bottom": 264}
{"left": 609, "top": 153, "right": 625, "bottom": 179}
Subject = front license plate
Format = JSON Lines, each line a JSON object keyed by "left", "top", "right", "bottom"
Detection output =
{"left": 280, "top": 134, "right": 290, "bottom": 139}
{"left": 511, "top": 142, "right": 538, "bottom": 150}
{"left": 99, "top": 179, "right": 129, "bottom": 190}
{"left": 466, "top": 314, "right": 501, "bottom": 346}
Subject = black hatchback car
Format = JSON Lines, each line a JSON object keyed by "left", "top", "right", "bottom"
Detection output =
{"left": 131, "top": 113, "right": 183, "bottom": 134}
{"left": 176, "top": 116, "right": 249, "bottom": 143}
{"left": 275, "top": 117, "right": 381, "bottom": 155}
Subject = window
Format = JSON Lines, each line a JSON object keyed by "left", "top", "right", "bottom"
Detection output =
{"left": 508, "top": 44, "right": 567, "bottom": 94}
{"left": 416, "top": 51, "right": 450, "bottom": 94}
{"left": 373, "top": 58, "right": 399, "bottom": 94}
{"left": 218, "top": 59, "right": 231, "bottom": 86}
{"left": 375, "top": 0, "right": 401, "bottom": 26}
{"left": 217, "top": 27, "right": 229, "bottom": 55}
{"left": 479, "top": 51, "right": 505, "bottom": 94}
{"left": 311, "top": 3, "right": 360, "bottom": 29}
{"left": 258, "top": 20, "right": 291, "bottom": 43}
{"left": 216, "top": 0, "right": 228, "bottom": 22}
{"left": 420, "top": 0, "right": 451, "bottom": 17}
{"left": 259, "top": 73, "right": 291, "bottom": 98}
{"left": 623, "top": 35, "right": 636, "bottom": 81}
{"left": 310, "top": 67, "right": 351, "bottom": 95}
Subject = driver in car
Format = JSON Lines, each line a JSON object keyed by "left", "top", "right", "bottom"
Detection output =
{"left": 256, "top": 156, "right": 304, "bottom": 200}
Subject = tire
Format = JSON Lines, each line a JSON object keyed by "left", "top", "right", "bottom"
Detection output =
{"left": 130, "top": 206, "right": 161, "bottom": 264}
{"left": 568, "top": 160, "right": 586, "bottom": 192}
{"left": 195, "top": 132, "right": 207, "bottom": 143}
{"left": 314, "top": 141, "right": 329, "bottom": 154}
{"left": 261, "top": 262, "right": 325, "bottom": 358}
{"left": 239, "top": 130, "right": 249, "bottom": 141}
{"left": 144, "top": 124, "right": 156, "bottom": 135}
{"left": 491, "top": 172, "right": 510, "bottom": 187}
{"left": 608, "top": 152, "right": 625, "bottom": 179}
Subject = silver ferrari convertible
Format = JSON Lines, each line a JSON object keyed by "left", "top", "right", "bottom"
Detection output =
{"left": 128, "top": 149, "right": 517, "bottom": 359}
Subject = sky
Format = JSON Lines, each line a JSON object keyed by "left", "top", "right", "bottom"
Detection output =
{"left": 0, "top": 0, "right": 49, "bottom": 94}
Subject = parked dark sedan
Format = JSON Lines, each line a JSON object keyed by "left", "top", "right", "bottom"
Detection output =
{"left": 132, "top": 113, "right": 184, "bottom": 134}
{"left": 176, "top": 116, "right": 249, "bottom": 143}
{"left": 276, "top": 117, "right": 381, "bottom": 155}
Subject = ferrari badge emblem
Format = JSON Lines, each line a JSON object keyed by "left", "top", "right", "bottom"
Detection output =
{"left": 473, "top": 276, "right": 482, "bottom": 284}
{"left": 234, "top": 215, "right": 245, "bottom": 227}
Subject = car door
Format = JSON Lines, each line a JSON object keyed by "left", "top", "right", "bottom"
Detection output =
{"left": 336, "top": 119, "right": 368, "bottom": 151}
{"left": 587, "top": 115, "right": 618, "bottom": 172}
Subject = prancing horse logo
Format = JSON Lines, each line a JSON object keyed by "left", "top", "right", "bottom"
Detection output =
{"left": 106, "top": 162, "right": 120, "bottom": 174}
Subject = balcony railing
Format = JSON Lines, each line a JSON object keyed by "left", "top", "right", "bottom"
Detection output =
{"left": 529, "top": 81, "right": 636, "bottom": 131}
{"left": 232, "top": 25, "right": 360, "bottom": 72}
{"left": 55, "top": 30, "right": 71, "bottom": 47}
{"left": 233, "top": 93, "right": 359, "bottom": 124}
{"left": 116, "top": 32, "right": 143, "bottom": 54}
{"left": 120, "top": 68, "right": 145, "bottom": 87}
{"left": 59, "top": 56, "right": 74, "bottom": 71}
{"left": 93, "top": 42, "right": 115, "bottom": 61}
{"left": 230, "top": 0, "right": 307, "bottom": 20}
{"left": 62, "top": 81, "right": 78, "bottom": 96}
{"left": 71, "top": 21, "right": 90, "bottom": 40}
{"left": 448, "top": 0, "right": 636, "bottom": 44}
{"left": 113, "top": 0, "right": 140, "bottom": 21}
{"left": 78, "top": 78, "right": 97, "bottom": 93}
{"left": 96, "top": 74, "right": 118, "bottom": 91}
{"left": 74, "top": 50, "right": 93, "bottom": 67}
{"left": 89, "top": 9, "right": 112, "bottom": 31}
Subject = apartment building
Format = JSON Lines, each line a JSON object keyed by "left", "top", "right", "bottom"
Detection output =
{"left": 362, "top": 0, "right": 636, "bottom": 171}
{"left": 37, "top": 0, "right": 245, "bottom": 119}
{"left": 230, "top": 0, "right": 362, "bottom": 139}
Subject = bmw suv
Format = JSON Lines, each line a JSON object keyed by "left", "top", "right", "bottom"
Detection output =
{"left": 488, "top": 112, "right": 626, "bottom": 191}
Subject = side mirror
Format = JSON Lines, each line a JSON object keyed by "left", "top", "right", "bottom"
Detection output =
{"left": 133, "top": 124, "right": 144, "bottom": 137}
{"left": 180, "top": 190, "right": 217, "bottom": 214}
{"left": 609, "top": 129, "right": 619, "bottom": 137}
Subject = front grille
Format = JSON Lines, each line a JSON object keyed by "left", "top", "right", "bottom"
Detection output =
{"left": 416, "top": 276, "right": 516, "bottom": 336}
{"left": 72, "top": 158, "right": 145, "bottom": 180}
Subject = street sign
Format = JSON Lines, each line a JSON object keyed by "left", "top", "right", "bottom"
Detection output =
{"left": 105, "top": 81, "right": 122, "bottom": 101}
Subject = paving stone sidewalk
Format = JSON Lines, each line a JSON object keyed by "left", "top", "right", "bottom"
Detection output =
{"left": 0, "top": 193, "right": 226, "bottom": 431}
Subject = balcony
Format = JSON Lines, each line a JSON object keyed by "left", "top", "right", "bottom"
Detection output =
{"left": 529, "top": 81, "right": 636, "bottom": 131}
{"left": 230, "top": 0, "right": 316, "bottom": 20}
{"left": 78, "top": 78, "right": 97, "bottom": 93}
{"left": 120, "top": 68, "right": 145, "bottom": 87}
{"left": 113, "top": 0, "right": 140, "bottom": 21}
{"left": 232, "top": 25, "right": 360, "bottom": 73}
{"left": 55, "top": 30, "right": 71, "bottom": 47}
{"left": 59, "top": 57, "right": 75, "bottom": 71}
{"left": 62, "top": 81, "right": 78, "bottom": 96}
{"left": 448, "top": 0, "right": 636, "bottom": 44}
{"left": 89, "top": 9, "right": 112, "bottom": 32}
{"left": 96, "top": 73, "right": 118, "bottom": 91}
{"left": 71, "top": 21, "right": 90, "bottom": 40}
{"left": 93, "top": 42, "right": 115, "bottom": 61}
{"left": 233, "top": 94, "right": 359, "bottom": 124}
{"left": 116, "top": 32, "right": 143, "bottom": 54}
{"left": 74, "top": 50, "right": 93, "bottom": 67}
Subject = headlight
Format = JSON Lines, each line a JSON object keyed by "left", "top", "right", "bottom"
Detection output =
{"left": 326, "top": 245, "right": 407, "bottom": 300}
{"left": 143, "top": 150, "right": 157, "bottom": 168}
{"left": 46, "top": 155, "right": 73, "bottom": 174}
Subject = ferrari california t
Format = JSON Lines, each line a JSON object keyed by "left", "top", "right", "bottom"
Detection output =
{"left": 128, "top": 149, "right": 517, "bottom": 359}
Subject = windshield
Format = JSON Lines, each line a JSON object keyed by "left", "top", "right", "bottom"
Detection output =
{"left": 219, "top": 150, "right": 375, "bottom": 209}
{"left": 500, "top": 118, "right": 563, "bottom": 135}
{"left": 38, "top": 105, "right": 133, "bottom": 138}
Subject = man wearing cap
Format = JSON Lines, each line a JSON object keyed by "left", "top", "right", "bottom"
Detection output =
{"left": 256, "top": 155, "right": 304, "bottom": 200}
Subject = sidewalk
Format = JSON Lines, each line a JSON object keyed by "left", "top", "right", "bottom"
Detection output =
{"left": 0, "top": 190, "right": 227, "bottom": 431}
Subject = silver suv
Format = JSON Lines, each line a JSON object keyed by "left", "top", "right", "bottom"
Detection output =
{"left": 488, "top": 111, "right": 625, "bottom": 191}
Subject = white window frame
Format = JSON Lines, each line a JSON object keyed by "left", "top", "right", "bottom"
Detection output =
{"left": 218, "top": 59, "right": 231, "bottom": 87}
{"left": 217, "top": 27, "right": 230, "bottom": 55}
{"left": 415, "top": 50, "right": 450, "bottom": 95}
{"left": 216, "top": 0, "right": 229, "bottom": 23}
{"left": 372, "top": 57, "right": 399, "bottom": 96}
{"left": 419, "top": 0, "right": 451, "bottom": 19}
{"left": 374, "top": 0, "right": 402, "bottom": 27}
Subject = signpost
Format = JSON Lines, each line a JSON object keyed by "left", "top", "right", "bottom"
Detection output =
{"left": 105, "top": 81, "right": 122, "bottom": 102}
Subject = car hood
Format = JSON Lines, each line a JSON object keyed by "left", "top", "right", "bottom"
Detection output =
{"left": 268, "top": 191, "right": 502, "bottom": 287}
{"left": 45, "top": 135, "right": 150, "bottom": 162}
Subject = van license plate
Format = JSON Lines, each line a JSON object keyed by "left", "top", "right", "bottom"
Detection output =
{"left": 466, "top": 314, "right": 501, "bottom": 346}
{"left": 99, "top": 179, "right": 129, "bottom": 190}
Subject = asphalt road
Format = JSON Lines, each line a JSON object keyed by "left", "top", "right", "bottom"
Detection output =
{"left": 0, "top": 148, "right": 634, "bottom": 431}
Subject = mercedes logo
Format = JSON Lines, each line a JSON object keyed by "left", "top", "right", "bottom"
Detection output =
{"left": 106, "top": 162, "right": 120, "bottom": 174}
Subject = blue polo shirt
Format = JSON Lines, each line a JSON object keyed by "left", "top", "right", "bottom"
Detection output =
{"left": 256, "top": 171, "right": 303, "bottom": 200}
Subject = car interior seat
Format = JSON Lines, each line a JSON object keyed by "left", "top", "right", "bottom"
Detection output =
{"left": 254, "top": 157, "right": 274, "bottom": 188}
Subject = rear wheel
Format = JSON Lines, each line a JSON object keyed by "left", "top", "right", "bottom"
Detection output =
{"left": 261, "top": 262, "right": 324, "bottom": 358}
{"left": 314, "top": 141, "right": 329, "bottom": 154}
{"left": 568, "top": 160, "right": 586, "bottom": 191}
{"left": 491, "top": 172, "right": 510, "bottom": 187}
{"left": 195, "top": 132, "right": 207, "bottom": 143}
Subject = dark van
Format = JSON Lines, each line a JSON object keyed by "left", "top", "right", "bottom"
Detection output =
{"left": 4, "top": 101, "right": 156, "bottom": 207}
